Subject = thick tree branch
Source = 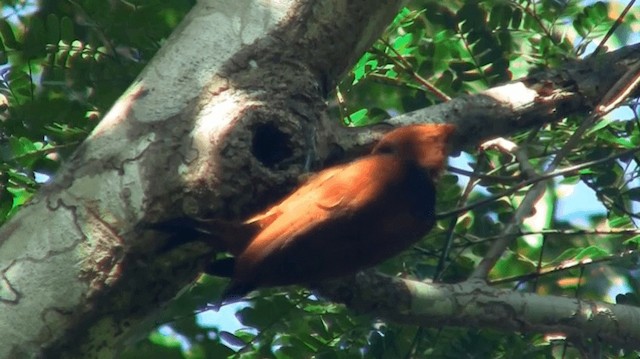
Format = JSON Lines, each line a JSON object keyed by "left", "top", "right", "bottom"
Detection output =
{"left": 0, "top": 1, "right": 406, "bottom": 357}
{"left": 318, "top": 272, "right": 640, "bottom": 349}
{"left": 333, "top": 43, "right": 640, "bottom": 154}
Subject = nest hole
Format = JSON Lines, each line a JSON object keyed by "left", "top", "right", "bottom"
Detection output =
{"left": 251, "top": 123, "right": 294, "bottom": 167}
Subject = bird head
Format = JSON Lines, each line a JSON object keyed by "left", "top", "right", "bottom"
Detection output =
{"left": 372, "top": 123, "right": 456, "bottom": 176}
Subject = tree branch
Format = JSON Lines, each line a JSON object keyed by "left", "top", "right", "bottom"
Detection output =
{"left": 331, "top": 43, "right": 640, "bottom": 155}
{"left": 318, "top": 272, "right": 640, "bottom": 349}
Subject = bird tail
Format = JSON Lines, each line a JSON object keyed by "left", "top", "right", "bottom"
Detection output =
{"left": 208, "top": 281, "right": 254, "bottom": 311}
{"left": 151, "top": 217, "right": 257, "bottom": 255}
{"left": 203, "top": 257, "right": 256, "bottom": 311}
{"left": 205, "top": 257, "right": 236, "bottom": 277}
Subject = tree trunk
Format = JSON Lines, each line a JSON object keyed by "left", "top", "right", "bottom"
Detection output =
{"left": 0, "top": 1, "right": 404, "bottom": 357}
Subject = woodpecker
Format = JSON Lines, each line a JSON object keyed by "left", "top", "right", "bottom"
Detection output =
{"left": 204, "top": 123, "right": 456, "bottom": 303}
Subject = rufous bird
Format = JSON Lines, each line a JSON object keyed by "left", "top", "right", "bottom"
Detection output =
{"left": 200, "top": 123, "right": 456, "bottom": 303}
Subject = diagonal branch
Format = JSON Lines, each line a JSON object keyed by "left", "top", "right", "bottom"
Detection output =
{"left": 318, "top": 272, "right": 640, "bottom": 349}
{"left": 468, "top": 60, "right": 640, "bottom": 279}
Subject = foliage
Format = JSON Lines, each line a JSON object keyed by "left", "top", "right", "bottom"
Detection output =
{"left": 1, "top": 0, "right": 639, "bottom": 358}
{"left": 0, "top": 0, "right": 193, "bottom": 223}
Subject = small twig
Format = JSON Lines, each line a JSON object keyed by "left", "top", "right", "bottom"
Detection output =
{"left": 592, "top": 0, "right": 636, "bottom": 57}
{"left": 595, "top": 60, "right": 640, "bottom": 116}
{"left": 475, "top": 228, "right": 640, "bottom": 242}
{"left": 469, "top": 60, "right": 640, "bottom": 279}
{"left": 531, "top": 236, "right": 546, "bottom": 292}
{"left": 377, "top": 39, "right": 450, "bottom": 102}
{"left": 335, "top": 85, "right": 350, "bottom": 125}
{"left": 434, "top": 153, "right": 486, "bottom": 280}
{"left": 470, "top": 138, "right": 545, "bottom": 279}
{"left": 471, "top": 177, "right": 546, "bottom": 279}
{"left": 446, "top": 165, "right": 517, "bottom": 182}
{"left": 437, "top": 145, "right": 640, "bottom": 219}
{"left": 479, "top": 138, "right": 539, "bottom": 179}
{"left": 490, "top": 249, "right": 638, "bottom": 285}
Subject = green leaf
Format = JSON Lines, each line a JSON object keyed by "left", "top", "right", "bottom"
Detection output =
{"left": 9, "top": 137, "right": 37, "bottom": 157}
{"left": 46, "top": 14, "right": 60, "bottom": 46}
{"left": 0, "top": 37, "right": 7, "bottom": 65}
{"left": 0, "top": 189, "right": 14, "bottom": 223}
{"left": 449, "top": 60, "right": 476, "bottom": 73}
{"left": 393, "top": 33, "right": 414, "bottom": 52}
{"left": 345, "top": 108, "right": 368, "bottom": 126}
{"left": 623, "top": 188, "right": 640, "bottom": 202}
{"left": 23, "top": 16, "right": 47, "bottom": 59}
{"left": 551, "top": 246, "right": 609, "bottom": 265}
{"left": 60, "top": 16, "right": 75, "bottom": 42}
{"left": 586, "top": 117, "right": 616, "bottom": 135}
{"left": 0, "top": 20, "right": 20, "bottom": 49}
{"left": 148, "top": 331, "right": 182, "bottom": 348}
{"left": 219, "top": 331, "right": 247, "bottom": 347}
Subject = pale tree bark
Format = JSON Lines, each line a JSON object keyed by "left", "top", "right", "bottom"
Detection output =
{"left": 318, "top": 271, "right": 640, "bottom": 350}
{"left": 1, "top": 0, "right": 640, "bottom": 358}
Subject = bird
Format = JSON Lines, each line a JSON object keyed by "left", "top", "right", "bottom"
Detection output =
{"left": 199, "top": 123, "right": 456, "bottom": 304}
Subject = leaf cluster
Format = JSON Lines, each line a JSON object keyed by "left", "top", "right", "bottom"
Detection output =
{"left": 0, "top": 0, "right": 194, "bottom": 223}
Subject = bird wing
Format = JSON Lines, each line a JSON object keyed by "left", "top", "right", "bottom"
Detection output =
{"left": 234, "top": 160, "right": 382, "bottom": 256}
{"left": 243, "top": 160, "right": 375, "bottom": 227}
{"left": 238, "top": 155, "right": 399, "bottom": 271}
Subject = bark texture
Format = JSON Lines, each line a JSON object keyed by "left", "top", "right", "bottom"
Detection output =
{"left": 0, "top": 1, "right": 404, "bottom": 357}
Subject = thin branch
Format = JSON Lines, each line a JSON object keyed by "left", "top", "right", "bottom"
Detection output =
{"left": 470, "top": 176, "right": 546, "bottom": 279}
{"left": 490, "top": 249, "right": 639, "bottom": 285}
{"left": 596, "top": 60, "right": 640, "bottom": 115}
{"left": 437, "top": 145, "right": 640, "bottom": 219}
{"left": 592, "top": 0, "right": 636, "bottom": 57}
{"left": 446, "top": 165, "right": 517, "bottom": 182}
{"left": 470, "top": 138, "right": 544, "bottom": 279}
{"left": 377, "top": 39, "right": 450, "bottom": 102}
{"left": 469, "top": 60, "right": 640, "bottom": 279}
{"left": 475, "top": 228, "right": 640, "bottom": 242}
{"left": 434, "top": 153, "right": 486, "bottom": 280}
